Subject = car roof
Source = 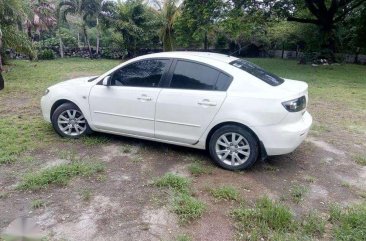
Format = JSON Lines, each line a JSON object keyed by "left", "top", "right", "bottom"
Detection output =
{"left": 139, "top": 51, "right": 239, "bottom": 64}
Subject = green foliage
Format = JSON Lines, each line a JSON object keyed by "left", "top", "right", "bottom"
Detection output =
{"left": 17, "top": 162, "right": 105, "bottom": 190}
{"left": 172, "top": 193, "right": 206, "bottom": 223}
{"left": 210, "top": 186, "right": 239, "bottom": 201}
{"left": 38, "top": 49, "right": 56, "bottom": 60}
{"left": 113, "top": 0, "right": 161, "bottom": 55}
{"left": 153, "top": 173, "right": 190, "bottom": 193}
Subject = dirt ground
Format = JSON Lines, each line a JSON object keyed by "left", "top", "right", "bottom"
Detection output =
{"left": 1, "top": 84, "right": 365, "bottom": 240}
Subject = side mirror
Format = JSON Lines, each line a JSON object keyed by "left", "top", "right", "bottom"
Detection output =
{"left": 102, "top": 76, "right": 111, "bottom": 86}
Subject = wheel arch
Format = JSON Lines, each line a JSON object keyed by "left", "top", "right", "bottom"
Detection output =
{"left": 205, "top": 121, "right": 267, "bottom": 160}
{"left": 50, "top": 99, "right": 78, "bottom": 120}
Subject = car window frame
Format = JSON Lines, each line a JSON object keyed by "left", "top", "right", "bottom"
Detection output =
{"left": 164, "top": 58, "right": 233, "bottom": 91}
{"left": 97, "top": 58, "right": 173, "bottom": 88}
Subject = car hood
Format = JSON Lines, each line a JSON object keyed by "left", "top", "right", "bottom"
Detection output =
{"left": 57, "top": 76, "right": 99, "bottom": 86}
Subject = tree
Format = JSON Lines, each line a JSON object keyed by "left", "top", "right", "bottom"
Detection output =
{"left": 0, "top": 0, "right": 35, "bottom": 90}
{"left": 175, "top": 0, "right": 227, "bottom": 50}
{"left": 286, "top": 0, "right": 366, "bottom": 58}
{"left": 154, "top": 0, "right": 181, "bottom": 51}
{"left": 113, "top": 0, "right": 160, "bottom": 56}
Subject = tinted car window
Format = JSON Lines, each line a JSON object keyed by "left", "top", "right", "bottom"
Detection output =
{"left": 170, "top": 61, "right": 220, "bottom": 90}
{"left": 215, "top": 73, "right": 232, "bottom": 91}
{"left": 111, "top": 59, "right": 170, "bottom": 87}
{"left": 230, "top": 59, "right": 284, "bottom": 86}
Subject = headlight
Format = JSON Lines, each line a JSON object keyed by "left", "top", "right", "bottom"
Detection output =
{"left": 282, "top": 96, "right": 306, "bottom": 112}
{"left": 44, "top": 88, "right": 50, "bottom": 95}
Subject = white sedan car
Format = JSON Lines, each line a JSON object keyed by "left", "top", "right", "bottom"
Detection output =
{"left": 41, "top": 52, "right": 312, "bottom": 170}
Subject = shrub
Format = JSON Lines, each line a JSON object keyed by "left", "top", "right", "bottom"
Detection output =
{"left": 38, "top": 49, "right": 55, "bottom": 60}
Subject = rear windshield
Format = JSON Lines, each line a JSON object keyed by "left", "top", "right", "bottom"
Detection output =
{"left": 230, "top": 59, "right": 284, "bottom": 86}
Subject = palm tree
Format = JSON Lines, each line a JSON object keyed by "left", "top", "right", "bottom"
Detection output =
{"left": 58, "top": 0, "right": 93, "bottom": 57}
{"left": 155, "top": 0, "right": 180, "bottom": 51}
{"left": 83, "top": 0, "right": 115, "bottom": 55}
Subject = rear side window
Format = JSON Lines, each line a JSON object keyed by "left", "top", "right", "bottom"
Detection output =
{"left": 111, "top": 59, "right": 170, "bottom": 87}
{"left": 230, "top": 59, "right": 284, "bottom": 86}
{"left": 170, "top": 61, "right": 220, "bottom": 90}
{"left": 170, "top": 60, "right": 231, "bottom": 91}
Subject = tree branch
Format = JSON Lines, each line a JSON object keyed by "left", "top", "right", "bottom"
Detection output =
{"left": 334, "top": 0, "right": 366, "bottom": 22}
{"left": 304, "top": 0, "right": 321, "bottom": 18}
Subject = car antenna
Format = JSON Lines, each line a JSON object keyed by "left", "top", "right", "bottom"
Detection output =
{"left": 228, "top": 44, "right": 250, "bottom": 57}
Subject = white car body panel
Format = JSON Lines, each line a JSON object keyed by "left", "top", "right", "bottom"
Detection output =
{"left": 41, "top": 51, "right": 313, "bottom": 156}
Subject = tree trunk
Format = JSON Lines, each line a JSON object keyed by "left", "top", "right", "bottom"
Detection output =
{"left": 96, "top": 18, "right": 100, "bottom": 55}
{"left": 204, "top": 32, "right": 208, "bottom": 50}
{"left": 59, "top": 36, "right": 64, "bottom": 58}
{"left": 83, "top": 26, "right": 92, "bottom": 58}
{"left": 78, "top": 32, "right": 80, "bottom": 48}
{"left": 354, "top": 47, "right": 360, "bottom": 64}
{"left": 0, "top": 54, "right": 4, "bottom": 90}
{"left": 281, "top": 42, "right": 285, "bottom": 59}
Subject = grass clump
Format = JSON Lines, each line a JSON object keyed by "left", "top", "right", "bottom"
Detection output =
{"left": 82, "top": 135, "right": 110, "bottom": 146}
{"left": 187, "top": 162, "right": 211, "bottom": 176}
{"left": 172, "top": 193, "right": 206, "bottom": 223}
{"left": 290, "top": 184, "right": 308, "bottom": 204}
{"left": 31, "top": 199, "right": 46, "bottom": 209}
{"left": 231, "top": 197, "right": 295, "bottom": 240}
{"left": 302, "top": 212, "right": 325, "bottom": 237}
{"left": 354, "top": 155, "right": 366, "bottom": 166}
{"left": 175, "top": 234, "right": 192, "bottom": 241}
{"left": 330, "top": 202, "right": 366, "bottom": 241}
{"left": 153, "top": 173, "right": 190, "bottom": 193}
{"left": 80, "top": 189, "right": 92, "bottom": 201}
{"left": 18, "top": 162, "right": 104, "bottom": 190}
{"left": 210, "top": 186, "right": 239, "bottom": 201}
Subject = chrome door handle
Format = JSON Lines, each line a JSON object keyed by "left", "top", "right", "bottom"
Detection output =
{"left": 198, "top": 99, "right": 217, "bottom": 107}
{"left": 137, "top": 95, "right": 152, "bottom": 101}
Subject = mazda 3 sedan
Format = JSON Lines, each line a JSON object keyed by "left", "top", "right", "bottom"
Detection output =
{"left": 41, "top": 52, "right": 312, "bottom": 170}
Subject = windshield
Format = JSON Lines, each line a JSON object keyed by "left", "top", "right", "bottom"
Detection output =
{"left": 230, "top": 59, "right": 284, "bottom": 86}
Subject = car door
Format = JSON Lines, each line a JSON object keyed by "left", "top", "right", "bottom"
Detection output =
{"left": 89, "top": 59, "right": 171, "bottom": 137}
{"left": 155, "top": 60, "right": 232, "bottom": 144}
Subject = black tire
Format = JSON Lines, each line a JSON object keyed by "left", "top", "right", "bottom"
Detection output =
{"left": 208, "top": 125, "right": 258, "bottom": 171}
{"left": 51, "top": 102, "right": 92, "bottom": 138}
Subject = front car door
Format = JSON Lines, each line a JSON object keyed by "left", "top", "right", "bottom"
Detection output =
{"left": 89, "top": 59, "right": 171, "bottom": 137}
{"left": 155, "top": 60, "right": 232, "bottom": 144}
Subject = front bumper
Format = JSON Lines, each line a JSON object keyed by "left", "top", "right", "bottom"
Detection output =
{"left": 254, "top": 111, "right": 312, "bottom": 156}
{"left": 41, "top": 95, "right": 52, "bottom": 123}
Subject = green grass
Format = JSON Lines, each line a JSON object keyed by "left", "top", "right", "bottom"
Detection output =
{"left": 0, "top": 58, "right": 119, "bottom": 165}
{"left": 153, "top": 173, "right": 191, "bottom": 193}
{"left": 31, "top": 199, "right": 46, "bottom": 209}
{"left": 210, "top": 186, "right": 239, "bottom": 201}
{"left": 172, "top": 193, "right": 206, "bottom": 224}
{"left": 232, "top": 197, "right": 329, "bottom": 240}
{"left": 330, "top": 202, "right": 366, "bottom": 241}
{"left": 80, "top": 188, "right": 92, "bottom": 201}
{"left": 354, "top": 155, "right": 366, "bottom": 166}
{"left": 231, "top": 197, "right": 295, "bottom": 240}
{"left": 187, "top": 162, "right": 211, "bottom": 176}
{"left": 17, "top": 162, "right": 105, "bottom": 190}
{"left": 290, "top": 184, "right": 308, "bottom": 204}
{"left": 175, "top": 234, "right": 192, "bottom": 241}
{"left": 302, "top": 212, "right": 325, "bottom": 237}
{"left": 81, "top": 135, "right": 111, "bottom": 146}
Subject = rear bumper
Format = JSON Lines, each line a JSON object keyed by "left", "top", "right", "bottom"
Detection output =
{"left": 254, "top": 111, "right": 312, "bottom": 156}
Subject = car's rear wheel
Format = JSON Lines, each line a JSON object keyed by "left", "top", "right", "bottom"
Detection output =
{"left": 52, "top": 102, "right": 92, "bottom": 138}
{"left": 208, "top": 125, "right": 258, "bottom": 171}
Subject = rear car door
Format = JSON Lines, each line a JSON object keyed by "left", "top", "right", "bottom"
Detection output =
{"left": 155, "top": 60, "right": 232, "bottom": 144}
{"left": 89, "top": 59, "right": 171, "bottom": 137}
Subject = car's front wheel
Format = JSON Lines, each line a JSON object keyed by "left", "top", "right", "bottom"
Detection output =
{"left": 51, "top": 102, "right": 92, "bottom": 138}
{"left": 208, "top": 125, "right": 258, "bottom": 171}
